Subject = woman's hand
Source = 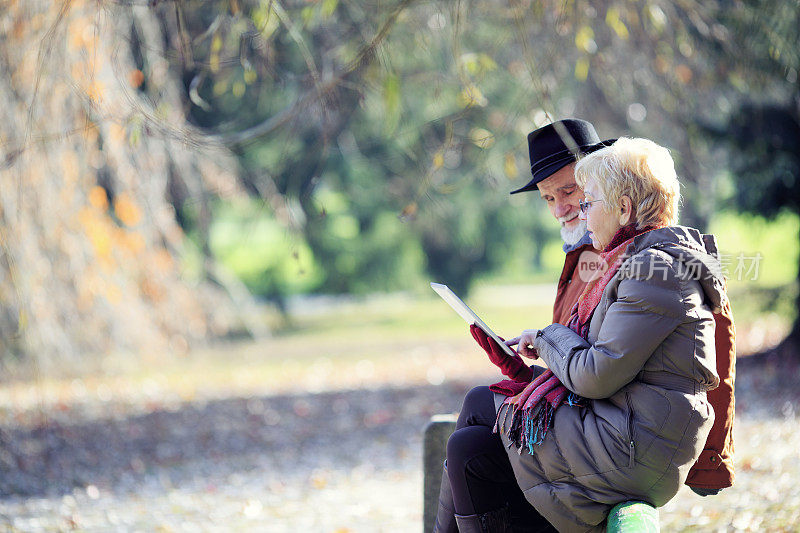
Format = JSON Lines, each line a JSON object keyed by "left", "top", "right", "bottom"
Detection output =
{"left": 469, "top": 324, "right": 533, "bottom": 382}
{"left": 505, "top": 329, "right": 541, "bottom": 359}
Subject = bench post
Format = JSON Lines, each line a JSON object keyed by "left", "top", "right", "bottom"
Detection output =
{"left": 422, "top": 413, "right": 458, "bottom": 533}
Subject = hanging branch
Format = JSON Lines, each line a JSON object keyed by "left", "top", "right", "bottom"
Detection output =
{"left": 212, "top": 0, "right": 416, "bottom": 148}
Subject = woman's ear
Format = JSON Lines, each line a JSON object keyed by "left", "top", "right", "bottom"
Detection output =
{"left": 619, "top": 195, "right": 634, "bottom": 225}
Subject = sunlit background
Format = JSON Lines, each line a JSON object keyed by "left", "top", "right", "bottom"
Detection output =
{"left": 1, "top": 0, "right": 798, "bottom": 531}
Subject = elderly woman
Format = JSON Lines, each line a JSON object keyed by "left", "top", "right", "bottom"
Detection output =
{"left": 436, "top": 137, "right": 725, "bottom": 532}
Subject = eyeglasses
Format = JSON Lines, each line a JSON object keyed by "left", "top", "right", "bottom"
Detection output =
{"left": 578, "top": 199, "right": 603, "bottom": 214}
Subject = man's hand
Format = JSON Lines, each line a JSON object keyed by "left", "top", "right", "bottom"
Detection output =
{"left": 469, "top": 324, "right": 533, "bottom": 382}
{"left": 505, "top": 329, "right": 541, "bottom": 359}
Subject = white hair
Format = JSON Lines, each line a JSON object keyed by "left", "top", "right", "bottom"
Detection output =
{"left": 575, "top": 137, "right": 681, "bottom": 228}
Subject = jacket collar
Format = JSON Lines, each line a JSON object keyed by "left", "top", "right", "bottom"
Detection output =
{"left": 627, "top": 225, "right": 727, "bottom": 313}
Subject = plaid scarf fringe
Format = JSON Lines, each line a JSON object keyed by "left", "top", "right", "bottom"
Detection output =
{"left": 494, "top": 388, "right": 585, "bottom": 453}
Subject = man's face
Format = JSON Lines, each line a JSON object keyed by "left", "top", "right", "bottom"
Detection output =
{"left": 537, "top": 163, "right": 584, "bottom": 230}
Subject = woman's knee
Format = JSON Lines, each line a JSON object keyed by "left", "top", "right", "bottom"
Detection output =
{"left": 457, "top": 386, "right": 496, "bottom": 428}
{"left": 464, "top": 385, "right": 492, "bottom": 408}
{"left": 447, "top": 424, "right": 498, "bottom": 469}
{"left": 446, "top": 425, "right": 516, "bottom": 493}
{"left": 447, "top": 426, "right": 476, "bottom": 472}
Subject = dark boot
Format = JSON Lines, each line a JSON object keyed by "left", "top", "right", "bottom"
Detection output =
{"left": 454, "top": 504, "right": 513, "bottom": 533}
{"left": 433, "top": 462, "right": 458, "bottom": 533}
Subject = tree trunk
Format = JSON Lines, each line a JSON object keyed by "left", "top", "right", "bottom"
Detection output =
{"left": 0, "top": 1, "right": 252, "bottom": 371}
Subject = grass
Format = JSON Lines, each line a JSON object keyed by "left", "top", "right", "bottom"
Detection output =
{"left": 0, "top": 284, "right": 554, "bottom": 414}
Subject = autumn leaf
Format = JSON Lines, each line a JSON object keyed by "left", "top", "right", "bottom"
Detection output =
{"left": 88, "top": 186, "right": 108, "bottom": 211}
{"left": 114, "top": 193, "right": 142, "bottom": 227}
{"left": 129, "top": 69, "right": 145, "bottom": 88}
{"left": 504, "top": 152, "right": 518, "bottom": 179}
{"left": 399, "top": 202, "right": 417, "bottom": 221}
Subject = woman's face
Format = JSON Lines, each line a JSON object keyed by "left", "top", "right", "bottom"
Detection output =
{"left": 580, "top": 177, "right": 623, "bottom": 251}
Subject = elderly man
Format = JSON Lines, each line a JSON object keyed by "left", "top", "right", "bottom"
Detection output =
{"left": 433, "top": 120, "right": 735, "bottom": 532}
{"left": 508, "top": 119, "right": 613, "bottom": 326}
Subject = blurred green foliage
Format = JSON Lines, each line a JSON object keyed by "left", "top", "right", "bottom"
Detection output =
{"left": 710, "top": 210, "right": 800, "bottom": 288}
{"left": 709, "top": 210, "right": 799, "bottom": 331}
{"left": 208, "top": 199, "right": 322, "bottom": 296}
{"left": 172, "top": 0, "right": 569, "bottom": 296}
{"left": 151, "top": 0, "right": 799, "bottom": 319}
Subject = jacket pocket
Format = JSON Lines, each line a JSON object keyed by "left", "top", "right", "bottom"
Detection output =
{"left": 589, "top": 397, "right": 635, "bottom": 472}
{"left": 537, "top": 329, "right": 567, "bottom": 359}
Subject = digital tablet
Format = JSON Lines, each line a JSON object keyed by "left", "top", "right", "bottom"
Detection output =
{"left": 430, "top": 282, "right": 518, "bottom": 357}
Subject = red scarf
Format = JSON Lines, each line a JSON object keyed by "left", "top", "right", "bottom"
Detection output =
{"left": 568, "top": 224, "right": 655, "bottom": 337}
{"left": 492, "top": 224, "right": 657, "bottom": 452}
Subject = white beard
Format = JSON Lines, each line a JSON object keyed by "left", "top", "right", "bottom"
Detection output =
{"left": 560, "top": 219, "right": 588, "bottom": 246}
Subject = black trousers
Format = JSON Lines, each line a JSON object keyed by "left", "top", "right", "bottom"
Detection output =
{"left": 446, "top": 386, "right": 556, "bottom": 531}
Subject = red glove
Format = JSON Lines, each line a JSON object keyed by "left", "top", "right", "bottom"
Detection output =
{"left": 470, "top": 324, "right": 533, "bottom": 382}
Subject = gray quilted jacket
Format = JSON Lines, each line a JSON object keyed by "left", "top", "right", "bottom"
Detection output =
{"left": 495, "top": 226, "right": 724, "bottom": 532}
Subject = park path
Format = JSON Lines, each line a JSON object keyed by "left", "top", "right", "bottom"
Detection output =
{"left": 1, "top": 355, "right": 799, "bottom": 531}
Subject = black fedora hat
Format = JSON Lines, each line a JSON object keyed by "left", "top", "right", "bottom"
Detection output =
{"left": 510, "top": 119, "right": 615, "bottom": 194}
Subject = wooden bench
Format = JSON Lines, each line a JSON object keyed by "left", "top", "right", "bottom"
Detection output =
{"left": 422, "top": 415, "right": 659, "bottom": 532}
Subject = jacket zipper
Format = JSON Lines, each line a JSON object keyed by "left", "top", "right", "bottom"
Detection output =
{"left": 625, "top": 391, "right": 635, "bottom": 468}
{"left": 536, "top": 330, "right": 567, "bottom": 359}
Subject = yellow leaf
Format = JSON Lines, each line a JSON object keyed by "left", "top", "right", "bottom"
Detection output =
{"left": 575, "top": 58, "right": 589, "bottom": 81}
{"left": 213, "top": 80, "right": 228, "bottom": 96}
{"left": 647, "top": 5, "right": 667, "bottom": 30}
{"left": 574, "top": 26, "right": 595, "bottom": 52}
{"left": 322, "top": 0, "right": 338, "bottom": 17}
{"left": 459, "top": 53, "right": 498, "bottom": 76}
{"left": 254, "top": 5, "right": 280, "bottom": 39}
{"left": 503, "top": 152, "right": 518, "bottom": 179}
{"left": 469, "top": 127, "right": 494, "bottom": 149}
{"left": 18, "top": 309, "right": 27, "bottom": 332}
{"left": 86, "top": 79, "right": 105, "bottom": 104}
{"left": 458, "top": 85, "right": 487, "bottom": 108}
{"left": 88, "top": 186, "right": 109, "bottom": 211}
{"left": 232, "top": 81, "right": 246, "bottom": 97}
{"left": 433, "top": 151, "right": 444, "bottom": 170}
{"left": 211, "top": 34, "right": 223, "bottom": 52}
{"left": 383, "top": 73, "right": 401, "bottom": 134}
{"left": 605, "top": 7, "right": 629, "bottom": 39}
{"left": 210, "top": 35, "right": 223, "bottom": 74}
{"left": 114, "top": 193, "right": 142, "bottom": 227}
{"left": 81, "top": 210, "right": 113, "bottom": 259}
